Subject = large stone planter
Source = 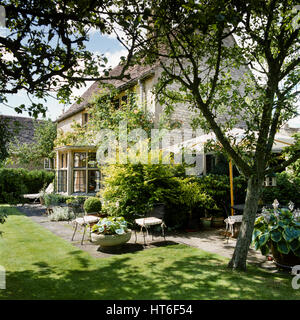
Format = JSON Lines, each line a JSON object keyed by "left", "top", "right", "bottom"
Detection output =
{"left": 91, "top": 230, "right": 132, "bottom": 252}
{"left": 270, "top": 242, "right": 300, "bottom": 269}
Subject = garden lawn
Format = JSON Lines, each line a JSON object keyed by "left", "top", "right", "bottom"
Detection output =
{"left": 0, "top": 205, "right": 299, "bottom": 300}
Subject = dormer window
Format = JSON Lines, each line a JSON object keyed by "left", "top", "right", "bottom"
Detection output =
{"left": 82, "top": 113, "right": 89, "bottom": 126}
{"left": 121, "top": 95, "right": 127, "bottom": 104}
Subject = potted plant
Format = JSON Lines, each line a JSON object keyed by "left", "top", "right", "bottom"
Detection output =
{"left": 252, "top": 204, "right": 300, "bottom": 269}
{"left": 178, "top": 180, "right": 214, "bottom": 231}
{"left": 83, "top": 197, "right": 102, "bottom": 216}
{"left": 90, "top": 216, "right": 131, "bottom": 251}
{"left": 200, "top": 214, "right": 212, "bottom": 229}
{"left": 211, "top": 209, "right": 225, "bottom": 228}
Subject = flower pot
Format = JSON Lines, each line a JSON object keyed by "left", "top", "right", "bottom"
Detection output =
{"left": 200, "top": 217, "right": 212, "bottom": 229}
{"left": 270, "top": 242, "right": 300, "bottom": 269}
{"left": 91, "top": 230, "right": 132, "bottom": 252}
{"left": 211, "top": 217, "right": 224, "bottom": 228}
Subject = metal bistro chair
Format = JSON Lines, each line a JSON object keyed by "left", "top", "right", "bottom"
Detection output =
{"left": 71, "top": 213, "right": 100, "bottom": 245}
{"left": 134, "top": 203, "right": 167, "bottom": 245}
{"left": 224, "top": 215, "right": 243, "bottom": 239}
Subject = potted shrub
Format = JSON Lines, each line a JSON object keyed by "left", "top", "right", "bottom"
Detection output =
{"left": 211, "top": 210, "right": 225, "bottom": 228}
{"left": 200, "top": 215, "right": 212, "bottom": 229}
{"left": 178, "top": 180, "right": 214, "bottom": 231}
{"left": 252, "top": 205, "right": 300, "bottom": 269}
{"left": 91, "top": 216, "right": 131, "bottom": 251}
{"left": 83, "top": 197, "right": 102, "bottom": 216}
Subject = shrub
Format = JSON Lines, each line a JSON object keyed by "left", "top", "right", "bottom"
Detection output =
{"left": 25, "top": 170, "right": 54, "bottom": 193}
{"left": 48, "top": 206, "right": 75, "bottom": 221}
{"left": 0, "top": 168, "right": 28, "bottom": 204}
{"left": 252, "top": 207, "right": 300, "bottom": 257}
{"left": 66, "top": 196, "right": 88, "bottom": 205}
{"left": 100, "top": 163, "right": 186, "bottom": 223}
{"left": 83, "top": 197, "right": 102, "bottom": 213}
{"left": 0, "top": 168, "right": 54, "bottom": 204}
{"left": 0, "top": 207, "right": 8, "bottom": 236}
{"left": 261, "top": 172, "right": 300, "bottom": 208}
{"left": 91, "top": 216, "right": 129, "bottom": 235}
{"left": 189, "top": 174, "right": 247, "bottom": 217}
{"left": 0, "top": 207, "right": 8, "bottom": 224}
{"left": 99, "top": 164, "right": 248, "bottom": 229}
{"left": 43, "top": 193, "right": 66, "bottom": 207}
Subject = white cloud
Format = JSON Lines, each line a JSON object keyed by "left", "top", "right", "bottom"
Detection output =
{"left": 288, "top": 116, "right": 300, "bottom": 128}
{"left": 69, "top": 48, "right": 128, "bottom": 101}
{"left": 104, "top": 48, "right": 128, "bottom": 68}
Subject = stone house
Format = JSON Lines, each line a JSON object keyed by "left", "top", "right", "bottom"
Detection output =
{"left": 54, "top": 35, "right": 297, "bottom": 196}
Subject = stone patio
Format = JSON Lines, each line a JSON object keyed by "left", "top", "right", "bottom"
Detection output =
{"left": 16, "top": 204, "right": 277, "bottom": 271}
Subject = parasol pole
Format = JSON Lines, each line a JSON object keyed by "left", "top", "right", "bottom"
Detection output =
{"left": 229, "top": 158, "right": 234, "bottom": 216}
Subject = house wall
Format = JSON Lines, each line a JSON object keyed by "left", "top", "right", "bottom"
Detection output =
{"left": 144, "top": 76, "right": 156, "bottom": 115}
{"left": 152, "top": 34, "right": 249, "bottom": 133}
{"left": 57, "top": 111, "right": 84, "bottom": 134}
{"left": 5, "top": 157, "right": 44, "bottom": 170}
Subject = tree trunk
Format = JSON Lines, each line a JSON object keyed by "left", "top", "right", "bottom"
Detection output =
{"left": 228, "top": 175, "right": 264, "bottom": 271}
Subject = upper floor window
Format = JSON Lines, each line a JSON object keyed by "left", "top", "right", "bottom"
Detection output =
{"left": 82, "top": 113, "right": 89, "bottom": 126}
{"left": 121, "top": 95, "right": 127, "bottom": 105}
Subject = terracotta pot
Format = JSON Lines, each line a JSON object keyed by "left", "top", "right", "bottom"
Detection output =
{"left": 91, "top": 230, "right": 132, "bottom": 252}
{"left": 270, "top": 242, "right": 300, "bottom": 269}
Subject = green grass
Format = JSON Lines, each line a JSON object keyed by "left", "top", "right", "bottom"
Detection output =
{"left": 0, "top": 205, "right": 299, "bottom": 300}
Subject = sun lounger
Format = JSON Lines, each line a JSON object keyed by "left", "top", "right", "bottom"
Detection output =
{"left": 23, "top": 183, "right": 54, "bottom": 203}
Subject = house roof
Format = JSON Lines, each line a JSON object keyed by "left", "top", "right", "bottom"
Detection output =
{"left": 0, "top": 114, "right": 46, "bottom": 145}
{"left": 56, "top": 61, "right": 158, "bottom": 123}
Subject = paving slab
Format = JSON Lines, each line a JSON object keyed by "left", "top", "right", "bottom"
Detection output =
{"left": 15, "top": 204, "right": 276, "bottom": 271}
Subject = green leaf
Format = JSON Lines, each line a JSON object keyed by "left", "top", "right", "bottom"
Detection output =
{"left": 292, "top": 246, "right": 300, "bottom": 258}
{"left": 283, "top": 226, "right": 299, "bottom": 242}
{"left": 270, "top": 230, "right": 282, "bottom": 242}
{"left": 277, "top": 240, "right": 290, "bottom": 255}
{"left": 252, "top": 229, "right": 261, "bottom": 242}
{"left": 260, "top": 244, "right": 269, "bottom": 256}
{"left": 278, "top": 220, "right": 286, "bottom": 228}
{"left": 258, "top": 233, "right": 269, "bottom": 247}
{"left": 289, "top": 238, "right": 300, "bottom": 252}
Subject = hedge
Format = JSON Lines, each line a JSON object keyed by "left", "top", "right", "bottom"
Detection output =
{"left": 261, "top": 172, "right": 300, "bottom": 208}
{"left": 0, "top": 168, "right": 54, "bottom": 204}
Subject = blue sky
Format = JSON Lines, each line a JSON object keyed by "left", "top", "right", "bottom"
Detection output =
{"left": 0, "top": 32, "right": 127, "bottom": 121}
